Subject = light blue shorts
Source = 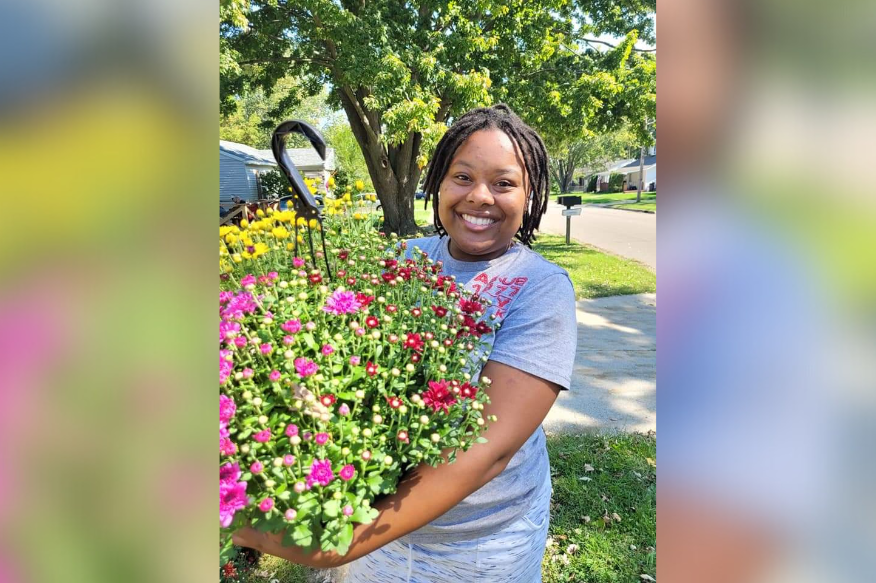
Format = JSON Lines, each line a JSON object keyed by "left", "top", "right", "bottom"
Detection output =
{"left": 345, "top": 478, "right": 551, "bottom": 583}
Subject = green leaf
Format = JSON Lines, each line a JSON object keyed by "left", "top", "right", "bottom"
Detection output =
{"left": 350, "top": 505, "right": 379, "bottom": 524}
{"left": 322, "top": 499, "right": 340, "bottom": 519}
{"left": 291, "top": 523, "right": 313, "bottom": 548}
{"left": 336, "top": 523, "right": 355, "bottom": 555}
{"left": 475, "top": 437, "right": 488, "bottom": 444}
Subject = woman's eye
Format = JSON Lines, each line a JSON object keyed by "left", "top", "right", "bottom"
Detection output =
{"left": 496, "top": 181, "right": 514, "bottom": 188}
{"left": 455, "top": 174, "right": 470, "bottom": 182}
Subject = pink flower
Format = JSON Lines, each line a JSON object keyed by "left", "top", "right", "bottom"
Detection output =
{"left": 234, "top": 336, "right": 247, "bottom": 347}
{"left": 305, "top": 459, "right": 335, "bottom": 488}
{"left": 285, "top": 424, "right": 299, "bottom": 437}
{"left": 220, "top": 291, "right": 258, "bottom": 321}
{"left": 220, "top": 435, "right": 237, "bottom": 456}
{"left": 260, "top": 343, "right": 273, "bottom": 355}
{"left": 293, "top": 257, "right": 305, "bottom": 268}
{"left": 220, "top": 395, "right": 236, "bottom": 423}
{"left": 361, "top": 450, "right": 372, "bottom": 461}
{"left": 253, "top": 429, "right": 272, "bottom": 443}
{"left": 349, "top": 356, "right": 361, "bottom": 366}
{"left": 269, "top": 370, "right": 281, "bottom": 382}
{"left": 240, "top": 274, "right": 256, "bottom": 287}
{"left": 220, "top": 480, "right": 248, "bottom": 528}
{"left": 321, "top": 344, "right": 334, "bottom": 356}
{"left": 293, "top": 482, "right": 306, "bottom": 493}
{"left": 285, "top": 508, "right": 298, "bottom": 520}
{"left": 305, "top": 321, "right": 316, "bottom": 331}
{"left": 339, "top": 465, "right": 356, "bottom": 481}
{"left": 355, "top": 327, "right": 366, "bottom": 336}
{"left": 422, "top": 379, "right": 458, "bottom": 413}
{"left": 294, "top": 357, "right": 319, "bottom": 378}
{"left": 397, "top": 430, "right": 410, "bottom": 443}
{"left": 220, "top": 320, "right": 241, "bottom": 342}
{"left": 338, "top": 403, "right": 351, "bottom": 416}
{"left": 242, "top": 367, "right": 254, "bottom": 379}
{"left": 323, "top": 290, "right": 362, "bottom": 316}
{"left": 219, "top": 350, "right": 233, "bottom": 385}
{"left": 342, "top": 505, "right": 354, "bottom": 517}
{"left": 284, "top": 455, "right": 296, "bottom": 466}
{"left": 250, "top": 461, "right": 263, "bottom": 474}
{"left": 259, "top": 498, "right": 274, "bottom": 512}
{"left": 268, "top": 271, "right": 279, "bottom": 280}
{"left": 283, "top": 335, "right": 295, "bottom": 345}
{"left": 281, "top": 319, "right": 302, "bottom": 334}
{"left": 320, "top": 394, "right": 336, "bottom": 407}
{"left": 220, "top": 462, "right": 241, "bottom": 485}
{"left": 315, "top": 432, "right": 329, "bottom": 445}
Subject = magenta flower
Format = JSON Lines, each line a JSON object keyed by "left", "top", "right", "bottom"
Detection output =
{"left": 220, "top": 462, "right": 241, "bottom": 485}
{"left": 323, "top": 290, "right": 362, "bottom": 316}
{"left": 269, "top": 370, "right": 281, "bottom": 382}
{"left": 220, "top": 394, "right": 236, "bottom": 423}
{"left": 219, "top": 435, "right": 237, "bottom": 456}
{"left": 220, "top": 480, "right": 248, "bottom": 528}
{"left": 234, "top": 336, "right": 247, "bottom": 347}
{"left": 285, "top": 424, "right": 299, "bottom": 437}
{"left": 220, "top": 320, "right": 241, "bottom": 342}
{"left": 285, "top": 508, "right": 298, "bottom": 520}
{"left": 242, "top": 367, "right": 254, "bottom": 379}
{"left": 250, "top": 461, "right": 263, "bottom": 474}
{"left": 253, "top": 429, "right": 271, "bottom": 443}
{"left": 423, "top": 380, "right": 458, "bottom": 413}
{"left": 284, "top": 455, "right": 296, "bottom": 466}
{"left": 220, "top": 291, "right": 234, "bottom": 305}
{"left": 315, "top": 432, "right": 329, "bottom": 445}
{"left": 293, "top": 257, "right": 305, "bottom": 268}
{"left": 283, "top": 335, "right": 295, "bottom": 345}
{"left": 342, "top": 505, "right": 354, "bottom": 517}
{"left": 339, "top": 465, "right": 356, "bottom": 481}
{"left": 220, "top": 291, "right": 258, "bottom": 321}
{"left": 281, "top": 319, "right": 302, "bottom": 334}
{"left": 321, "top": 344, "right": 334, "bottom": 356}
{"left": 305, "top": 321, "right": 316, "bottom": 331}
{"left": 259, "top": 498, "right": 274, "bottom": 512}
{"left": 338, "top": 403, "right": 351, "bottom": 416}
{"left": 305, "top": 459, "right": 335, "bottom": 488}
{"left": 219, "top": 350, "right": 233, "bottom": 385}
{"left": 349, "top": 355, "right": 361, "bottom": 366}
{"left": 260, "top": 343, "right": 273, "bottom": 355}
{"left": 240, "top": 274, "right": 256, "bottom": 287}
{"left": 268, "top": 271, "right": 279, "bottom": 280}
{"left": 294, "top": 357, "right": 319, "bottom": 378}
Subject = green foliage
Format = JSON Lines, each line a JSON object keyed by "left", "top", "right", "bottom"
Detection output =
{"left": 587, "top": 175, "right": 598, "bottom": 192}
{"left": 608, "top": 173, "right": 626, "bottom": 192}
{"left": 325, "top": 123, "right": 372, "bottom": 190}
{"left": 221, "top": 0, "right": 655, "bottom": 234}
{"left": 549, "top": 129, "right": 637, "bottom": 193}
{"left": 257, "top": 169, "right": 288, "bottom": 199}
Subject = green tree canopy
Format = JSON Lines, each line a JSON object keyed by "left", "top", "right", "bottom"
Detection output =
{"left": 221, "top": 0, "right": 655, "bottom": 234}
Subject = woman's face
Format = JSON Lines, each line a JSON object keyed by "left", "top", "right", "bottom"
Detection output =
{"left": 438, "top": 129, "right": 528, "bottom": 262}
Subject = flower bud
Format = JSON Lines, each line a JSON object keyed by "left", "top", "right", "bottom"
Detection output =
{"left": 362, "top": 428, "right": 372, "bottom": 438}
{"left": 294, "top": 482, "right": 306, "bottom": 493}
{"left": 431, "top": 433, "right": 441, "bottom": 442}
{"left": 355, "top": 389, "right": 365, "bottom": 399}
{"left": 399, "top": 405, "right": 408, "bottom": 414}
{"left": 420, "top": 415, "right": 429, "bottom": 424}
{"left": 341, "top": 447, "right": 350, "bottom": 456}
{"left": 362, "top": 450, "right": 372, "bottom": 461}
{"left": 252, "top": 397, "right": 263, "bottom": 407}
{"left": 439, "top": 365, "right": 447, "bottom": 373}
{"left": 297, "top": 292, "right": 308, "bottom": 300}
{"left": 285, "top": 509, "right": 297, "bottom": 520}
{"left": 391, "top": 368, "right": 400, "bottom": 377}
{"left": 259, "top": 415, "right": 268, "bottom": 425}
{"left": 240, "top": 444, "right": 250, "bottom": 454}
{"left": 265, "top": 479, "right": 276, "bottom": 488}
{"left": 290, "top": 435, "right": 302, "bottom": 446}
{"left": 333, "top": 491, "right": 343, "bottom": 500}
{"left": 285, "top": 350, "right": 294, "bottom": 359}
{"left": 373, "top": 414, "right": 383, "bottom": 424}
{"left": 242, "top": 391, "right": 253, "bottom": 401}
{"left": 383, "top": 456, "right": 393, "bottom": 465}
{"left": 477, "top": 418, "right": 485, "bottom": 426}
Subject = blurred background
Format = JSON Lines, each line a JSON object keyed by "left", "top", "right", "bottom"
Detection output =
{"left": 0, "top": 0, "right": 875, "bottom": 582}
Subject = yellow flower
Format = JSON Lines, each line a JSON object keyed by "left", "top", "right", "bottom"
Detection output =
{"left": 343, "top": 193, "right": 351, "bottom": 202}
{"left": 296, "top": 217, "right": 307, "bottom": 227}
{"left": 327, "top": 175, "right": 336, "bottom": 188}
{"left": 297, "top": 235, "right": 304, "bottom": 244}
{"left": 308, "top": 219, "right": 318, "bottom": 229}
{"left": 256, "top": 209, "right": 265, "bottom": 218}
{"left": 225, "top": 233, "right": 238, "bottom": 245}
{"left": 286, "top": 199, "right": 294, "bottom": 208}
{"left": 240, "top": 219, "right": 249, "bottom": 228}
{"left": 253, "top": 242, "right": 269, "bottom": 258}
{"left": 232, "top": 253, "right": 242, "bottom": 263}
{"left": 355, "top": 180, "right": 364, "bottom": 191}
{"left": 286, "top": 242, "right": 296, "bottom": 251}
{"left": 272, "top": 226, "right": 290, "bottom": 240}
{"left": 266, "top": 207, "right": 274, "bottom": 215}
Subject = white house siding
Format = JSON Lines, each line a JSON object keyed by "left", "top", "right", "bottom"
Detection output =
{"left": 220, "top": 151, "right": 258, "bottom": 203}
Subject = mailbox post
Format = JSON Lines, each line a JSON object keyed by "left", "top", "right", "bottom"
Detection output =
{"left": 556, "top": 195, "right": 582, "bottom": 244}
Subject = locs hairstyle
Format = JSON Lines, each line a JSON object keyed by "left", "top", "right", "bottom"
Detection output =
{"left": 421, "top": 104, "right": 550, "bottom": 246}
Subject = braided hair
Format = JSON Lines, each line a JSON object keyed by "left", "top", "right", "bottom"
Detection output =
{"left": 421, "top": 104, "right": 550, "bottom": 246}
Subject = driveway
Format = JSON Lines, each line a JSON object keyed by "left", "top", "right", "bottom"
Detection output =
{"left": 539, "top": 199, "right": 656, "bottom": 270}
{"left": 544, "top": 293, "right": 656, "bottom": 434}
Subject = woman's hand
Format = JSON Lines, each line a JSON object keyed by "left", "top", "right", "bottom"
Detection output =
{"left": 231, "top": 527, "right": 342, "bottom": 568}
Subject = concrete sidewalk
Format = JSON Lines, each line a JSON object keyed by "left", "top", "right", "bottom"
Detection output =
{"left": 544, "top": 293, "right": 656, "bottom": 435}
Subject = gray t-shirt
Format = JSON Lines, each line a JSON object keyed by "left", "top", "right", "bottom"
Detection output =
{"left": 401, "top": 235, "right": 578, "bottom": 544}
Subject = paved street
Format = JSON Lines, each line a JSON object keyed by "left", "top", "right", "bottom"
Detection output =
{"left": 539, "top": 199, "right": 657, "bottom": 270}
{"left": 543, "top": 293, "right": 656, "bottom": 435}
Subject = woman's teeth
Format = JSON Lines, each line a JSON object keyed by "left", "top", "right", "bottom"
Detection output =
{"left": 461, "top": 214, "right": 497, "bottom": 227}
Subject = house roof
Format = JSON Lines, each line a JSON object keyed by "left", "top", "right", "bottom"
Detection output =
{"left": 614, "top": 155, "right": 657, "bottom": 175}
{"left": 220, "top": 140, "right": 276, "bottom": 166}
{"left": 594, "top": 158, "right": 636, "bottom": 176}
{"left": 259, "top": 147, "right": 335, "bottom": 172}
{"left": 220, "top": 141, "right": 336, "bottom": 172}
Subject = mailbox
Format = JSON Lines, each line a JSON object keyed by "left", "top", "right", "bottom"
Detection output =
{"left": 557, "top": 195, "right": 581, "bottom": 208}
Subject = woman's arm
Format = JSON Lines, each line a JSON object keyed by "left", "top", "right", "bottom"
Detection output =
{"left": 232, "top": 360, "right": 561, "bottom": 568}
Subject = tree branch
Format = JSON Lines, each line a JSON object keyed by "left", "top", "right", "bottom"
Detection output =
{"left": 579, "top": 38, "right": 656, "bottom": 53}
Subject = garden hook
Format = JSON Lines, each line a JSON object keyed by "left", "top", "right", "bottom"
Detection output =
{"left": 271, "top": 120, "right": 333, "bottom": 279}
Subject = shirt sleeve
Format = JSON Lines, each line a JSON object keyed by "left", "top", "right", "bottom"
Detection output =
{"left": 487, "top": 272, "right": 578, "bottom": 390}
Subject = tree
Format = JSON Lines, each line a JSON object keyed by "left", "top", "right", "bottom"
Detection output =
{"left": 549, "top": 129, "right": 637, "bottom": 193}
{"left": 324, "top": 122, "right": 372, "bottom": 191}
{"left": 222, "top": 1, "right": 655, "bottom": 235}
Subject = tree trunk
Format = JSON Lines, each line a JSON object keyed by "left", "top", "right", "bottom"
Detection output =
{"left": 336, "top": 87, "right": 423, "bottom": 236}
{"left": 637, "top": 146, "right": 644, "bottom": 203}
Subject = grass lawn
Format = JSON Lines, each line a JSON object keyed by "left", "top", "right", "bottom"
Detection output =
{"left": 553, "top": 191, "right": 656, "bottom": 205}
{"left": 613, "top": 201, "right": 656, "bottom": 213}
{"left": 532, "top": 234, "right": 655, "bottom": 298}
{"left": 249, "top": 432, "right": 656, "bottom": 583}
{"left": 544, "top": 432, "right": 656, "bottom": 583}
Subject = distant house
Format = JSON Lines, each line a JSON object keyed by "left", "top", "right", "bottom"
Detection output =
{"left": 220, "top": 140, "right": 336, "bottom": 205}
{"left": 615, "top": 153, "right": 656, "bottom": 191}
{"left": 594, "top": 159, "right": 636, "bottom": 192}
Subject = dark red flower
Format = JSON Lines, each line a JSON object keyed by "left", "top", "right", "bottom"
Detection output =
{"left": 430, "top": 305, "right": 448, "bottom": 317}
{"left": 410, "top": 353, "right": 421, "bottom": 363}
{"left": 443, "top": 338, "right": 454, "bottom": 347}
{"left": 460, "top": 383, "right": 478, "bottom": 399}
{"left": 476, "top": 321, "right": 492, "bottom": 336}
{"left": 386, "top": 304, "right": 398, "bottom": 313}
{"left": 337, "top": 269, "right": 347, "bottom": 278}
{"left": 397, "top": 267, "right": 413, "bottom": 281}
{"left": 404, "top": 333, "right": 424, "bottom": 352}
{"left": 366, "top": 362, "right": 379, "bottom": 377}
{"left": 347, "top": 277, "right": 357, "bottom": 286}
{"left": 385, "top": 396, "right": 403, "bottom": 409}
{"left": 366, "top": 316, "right": 379, "bottom": 328}
{"left": 339, "top": 250, "right": 349, "bottom": 260}
{"left": 411, "top": 308, "right": 422, "bottom": 318}
{"left": 422, "top": 380, "right": 458, "bottom": 413}
{"left": 384, "top": 259, "right": 398, "bottom": 270}
{"left": 320, "top": 394, "right": 336, "bottom": 407}
{"left": 458, "top": 298, "right": 483, "bottom": 314}
{"left": 356, "top": 292, "right": 375, "bottom": 307}
{"left": 309, "top": 273, "right": 323, "bottom": 285}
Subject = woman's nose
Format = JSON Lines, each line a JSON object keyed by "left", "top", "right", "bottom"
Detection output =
{"left": 466, "top": 181, "right": 494, "bottom": 205}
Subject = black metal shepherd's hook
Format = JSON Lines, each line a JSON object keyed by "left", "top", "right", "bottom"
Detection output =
{"left": 271, "top": 120, "right": 332, "bottom": 280}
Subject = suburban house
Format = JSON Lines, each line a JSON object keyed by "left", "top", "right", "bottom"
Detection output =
{"left": 594, "top": 145, "right": 656, "bottom": 192}
{"left": 220, "top": 140, "right": 336, "bottom": 205}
